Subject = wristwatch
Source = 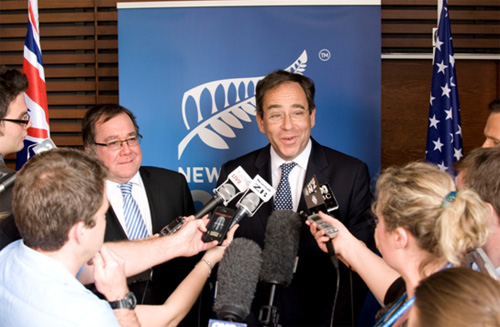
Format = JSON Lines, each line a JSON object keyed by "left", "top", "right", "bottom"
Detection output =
{"left": 108, "top": 292, "right": 137, "bottom": 310}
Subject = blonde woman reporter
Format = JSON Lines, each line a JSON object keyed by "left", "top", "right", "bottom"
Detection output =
{"left": 308, "top": 162, "right": 489, "bottom": 327}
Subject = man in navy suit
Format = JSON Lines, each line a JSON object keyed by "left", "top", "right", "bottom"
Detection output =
{"left": 82, "top": 104, "right": 212, "bottom": 326}
{"left": 217, "top": 70, "right": 375, "bottom": 326}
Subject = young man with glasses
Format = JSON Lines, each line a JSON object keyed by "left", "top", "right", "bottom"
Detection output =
{"left": 82, "top": 104, "right": 213, "bottom": 326}
{"left": 0, "top": 66, "right": 31, "bottom": 214}
{"left": 216, "top": 70, "right": 375, "bottom": 326}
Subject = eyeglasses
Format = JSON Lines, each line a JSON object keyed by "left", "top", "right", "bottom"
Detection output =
{"left": 94, "top": 134, "right": 142, "bottom": 151}
{"left": 265, "top": 109, "right": 309, "bottom": 124}
{"left": 0, "top": 113, "right": 30, "bottom": 127}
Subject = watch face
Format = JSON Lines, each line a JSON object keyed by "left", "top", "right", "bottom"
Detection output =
{"left": 126, "top": 292, "right": 137, "bottom": 309}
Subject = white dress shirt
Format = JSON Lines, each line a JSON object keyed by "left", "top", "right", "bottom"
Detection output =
{"left": 106, "top": 171, "right": 153, "bottom": 237}
{"left": 270, "top": 139, "right": 312, "bottom": 212}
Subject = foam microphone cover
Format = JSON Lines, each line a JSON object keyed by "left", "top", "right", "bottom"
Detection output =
{"left": 214, "top": 237, "right": 263, "bottom": 322}
{"left": 259, "top": 210, "right": 301, "bottom": 287}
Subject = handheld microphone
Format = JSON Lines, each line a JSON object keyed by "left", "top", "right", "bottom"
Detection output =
{"left": 196, "top": 165, "right": 252, "bottom": 219}
{"left": 160, "top": 166, "right": 251, "bottom": 236}
{"left": 258, "top": 210, "right": 301, "bottom": 326}
{"left": 229, "top": 192, "right": 260, "bottom": 229}
{"left": 0, "top": 138, "right": 57, "bottom": 194}
{"left": 0, "top": 172, "right": 16, "bottom": 194}
{"left": 195, "top": 183, "right": 236, "bottom": 219}
{"left": 229, "top": 174, "right": 276, "bottom": 229}
{"left": 214, "top": 237, "right": 263, "bottom": 322}
{"left": 32, "top": 138, "right": 57, "bottom": 155}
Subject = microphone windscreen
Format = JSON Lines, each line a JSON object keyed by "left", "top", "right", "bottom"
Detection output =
{"left": 259, "top": 210, "right": 301, "bottom": 287}
{"left": 240, "top": 192, "right": 260, "bottom": 211}
{"left": 214, "top": 237, "right": 263, "bottom": 322}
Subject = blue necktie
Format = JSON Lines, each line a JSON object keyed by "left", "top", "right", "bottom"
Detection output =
{"left": 274, "top": 162, "right": 297, "bottom": 210}
{"left": 120, "top": 182, "right": 149, "bottom": 240}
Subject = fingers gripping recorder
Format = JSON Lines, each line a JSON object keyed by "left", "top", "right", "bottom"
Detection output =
{"left": 202, "top": 175, "right": 276, "bottom": 244}
{"left": 302, "top": 175, "right": 339, "bottom": 268}
{"left": 160, "top": 166, "right": 251, "bottom": 236}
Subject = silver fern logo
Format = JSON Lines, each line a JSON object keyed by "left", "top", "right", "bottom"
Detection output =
{"left": 177, "top": 50, "right": 308, "bottom": 159}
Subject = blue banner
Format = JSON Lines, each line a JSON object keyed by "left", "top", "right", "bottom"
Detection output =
{"left": 118, "top": 2, "right": 381, "bottom": 209}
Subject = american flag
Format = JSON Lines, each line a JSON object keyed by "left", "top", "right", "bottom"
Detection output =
{"left": 16, "top": 0, "right": 50, "bottom": 169}
{"left": 425, "top": 0, "right": 462, "bottom": 176}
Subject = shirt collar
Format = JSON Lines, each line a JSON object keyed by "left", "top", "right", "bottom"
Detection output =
{"left": 270, "top": 138, "right": 312, "bottom": 172}
{"left": 106, "top": 171, "right": 143, "bottom": 190}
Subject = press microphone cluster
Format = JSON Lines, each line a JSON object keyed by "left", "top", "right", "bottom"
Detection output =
{"left": 161, "top": 166, "right": 252, "bottom": 236}
{"left": 213, "top": 237, "right": 263, "bottom": 322}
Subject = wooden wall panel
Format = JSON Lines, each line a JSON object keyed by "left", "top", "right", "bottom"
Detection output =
{"left": 0, "top": 0, "right": 499, "bottom": 170}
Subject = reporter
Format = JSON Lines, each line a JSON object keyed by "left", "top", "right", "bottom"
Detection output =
{"left": 308, "top": 162, "right": 489, "bottom": 327}
{"left": 0, "top": 147, "right": 235, "bottom": 326}
{"left": 409, "top": 267, "right": 500, "bottom": 327}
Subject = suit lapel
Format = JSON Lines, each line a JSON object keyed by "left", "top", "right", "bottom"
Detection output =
{"left": 139, "top": 167, "right": 161, "bottom": 232}
{"left": 300, "top": 138, "right": 328, "bottom": 212}
{"left": 104, "top": 208, "right": 128, "bottom": 241}
{"left": 253, "top": 145, "right": 274, "bottom": 232}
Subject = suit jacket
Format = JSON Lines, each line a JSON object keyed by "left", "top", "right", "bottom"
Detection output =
{"left": 0, "top": 159, "right": 14, "bottom": 214}
{"left": 104, "top": 166, "right": 212, "bottom": 326}
{"left": 217, "top": 139, "right": 375, "bottom": 326}
{"left": 0, "top": 160, "right": 20, "bottom": 251}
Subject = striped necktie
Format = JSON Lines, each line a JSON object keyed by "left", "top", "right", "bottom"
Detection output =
{"left": 119, "top": 182, "right": 149, "bottom": 240}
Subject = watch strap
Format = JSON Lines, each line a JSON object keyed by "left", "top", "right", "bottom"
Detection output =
{"left": 108, "top": 292, "right": 137, "bottom": 310}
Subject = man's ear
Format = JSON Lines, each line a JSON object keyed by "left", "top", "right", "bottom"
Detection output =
{"left": 256, "top": 114, "right": 266, "bottom": 134}
{"left": 393, "top": 226, "right": 409, "bottom": 249}
{"left": 486, "top": 202, "right": 500, "bottom": 229}
{"left": 84, "top": 145, "right": 94, "bottom": 155}
{"left": 69, "top": 221, "right": 87, "bottom": 245}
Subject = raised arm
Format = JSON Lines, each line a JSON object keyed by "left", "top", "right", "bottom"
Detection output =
{"left": 134, "top": 225, "right": 238, "bottom": 327}
{"left": 78, "top": 216, "right": 218, "bottom": 285}
{"left": 307, "top": 211, "right": 400, "bottom": 303}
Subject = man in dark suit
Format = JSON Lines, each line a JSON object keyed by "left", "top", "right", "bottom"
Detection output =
{"left": 217, "top": 70, "right": 375, "bottom": 326}
{"left": 82, "top": 104, "right": 212, "bottom": 326}
{"left": 0, "top": 66, "right": 30, "bottom": 249}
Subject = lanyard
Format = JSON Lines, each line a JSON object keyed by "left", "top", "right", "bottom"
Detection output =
{"left": 374, "top": 293, "right": 415, "bottom": 327}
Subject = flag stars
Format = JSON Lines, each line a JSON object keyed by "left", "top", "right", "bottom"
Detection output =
{"left": 449, "top": 54, "right": 455, "bottom": 67}
{"left": 435, "top": 36, "right": 444, "bottom": 51}
{"left": 454, "top": 147, "right": 463, "bottom": 161}
{"left": 445, "top": 108, "right": 453, "bottom": 120}
{"left": 433, "top": 138, "right": 444, "bottom": 152}
{"left": 437, "top": 161, "right": 448, "bottom": 172}
{"left": 441, "top": 83, "right": 451, "bottom": 98}
{"left": 436, "top": 60, "right": 448, "bottom": 74}
{"left": 430, "top": 94, "right": 436, "bottom": 106}
{"left": 429, "top": 115, "right": 440, "bottom": 129}
{"left": 456, "top": 125, "right": 462, "bottom": 136}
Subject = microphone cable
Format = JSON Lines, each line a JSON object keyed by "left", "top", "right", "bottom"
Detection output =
{"left": 326, "top": 239, "right": 340, "bottom": 327}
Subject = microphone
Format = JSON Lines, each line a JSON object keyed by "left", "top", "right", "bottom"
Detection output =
{"left": 160, "top": 166, "right": 251, "bottom": 236}
{"left": 229, "top": 174, "right": 276, "bottom": 229}
{"left": 0, "top": 172, "right": 16, "bottom": 194}
{"left": 195, "top": 183, "right": 236, "bottom": 219}
{"left": 32, "top": 138, "right": 57, "bottom": 155}
{"left": 258, "top": 210, "right": 301, "bottom": 326}
{"left": 195, "top": 165, "right": 252, "bottom": 219}
{"left": 229, "top": 192, "right": 260, "bottom": 229}
{"left": 214, "top": 237, "right": 263, "bottom": 322}
{"left": 0, "top": 138, "right": 57, "bottom": 194}
{"left": 260, "top": 210, "right": 301, "bottom": 286}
